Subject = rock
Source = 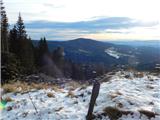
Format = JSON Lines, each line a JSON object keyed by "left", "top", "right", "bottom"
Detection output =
{"left": 7, "top": 106, "right": 12, "bottom": 111}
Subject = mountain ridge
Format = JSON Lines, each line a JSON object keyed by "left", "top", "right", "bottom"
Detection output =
{"left": 32, "top": 38, "right": 160, "bottom": 70}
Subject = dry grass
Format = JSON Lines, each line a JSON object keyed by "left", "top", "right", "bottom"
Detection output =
{"left": 47, "top": 92, "right": 55, "bottom": 98}
{"left": 139, "top": 109, "right": 158, "bottom": 119}
{"left": 109, "top": 91, "right": 122, "bottom": 99}
{"left": 2, "top": 84, "right": 16, "bottom": 93}
{"left": 66, "top": 90, "right": 75, "bottom": 98}
{"left": 67, "top": 81, "right": 82, "bottom": 90}
{"left": 102, "top": 107, "right": 158, "bottom": 120}
{"left": 4, "top": 96, "right": 13, "bottom": 102}
{"left": 103, "top": 106, "right": 132, "bottom": 120}
{"left": 2, "top": 81, "right": 60, "bottom": 93}
{"left": 79, "top": 85, "right": 88, "bottom": 91}
{"left": 116, "top": 102, "right": 123, "bottom": 108}
{"left": 2, "top": 81, "right": 30, "bottom": 93}
{"left": 51, "top": 85, "right": 63, "bottom": 92}
{"left": 30, "top": 83, "right": 46, "bottom": 90}
{"left": 134, "top": 72, "right": 144, "bottom": 78}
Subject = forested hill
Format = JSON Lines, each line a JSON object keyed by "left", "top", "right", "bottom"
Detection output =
{"left": 32, "top": 38, "right": 160, "bottom": 70}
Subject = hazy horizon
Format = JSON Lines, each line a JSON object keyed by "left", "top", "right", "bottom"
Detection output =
{"left": 32, "top": 38, "right": 160, "bottom": 42}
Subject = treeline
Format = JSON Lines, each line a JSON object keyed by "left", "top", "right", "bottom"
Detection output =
{"left": 1, "top": 0, "right": 36, "bottom": 83}
{"left": 1, "top": 1, "right": 106, "bottom": 84}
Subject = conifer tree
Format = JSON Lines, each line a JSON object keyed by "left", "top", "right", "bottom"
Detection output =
{"left": 1, "top": 0, "right": 9, "bottom": 52}
{"left": 16, "top": 13, "right": 27, "bottom": 40}
{"left": 10, "top": 13, "right": 35, "bottom": 73}
{"left": 37, "top": 37, "right": 49, "bottom": 66}
{"left": 9, "top": 25, "right": 18, "bottom": 54}
{"left": 38, "top": 37, "right": 49, "bottom": 55}
{"left": 43, "top": 37, "right": 49, "bottom": 53}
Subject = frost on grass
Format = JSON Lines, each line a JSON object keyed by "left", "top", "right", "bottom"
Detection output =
{"left": 1, "top": 71, "right": 160, "bottom": 120}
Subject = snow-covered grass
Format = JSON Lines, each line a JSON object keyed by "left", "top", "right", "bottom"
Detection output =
{"left": 1, "top": 71, "right": 160, "bottom": 120}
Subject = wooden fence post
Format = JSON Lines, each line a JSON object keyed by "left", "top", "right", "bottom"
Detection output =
{"left": 86, "top": 81, "right": 100, "bottom": 120}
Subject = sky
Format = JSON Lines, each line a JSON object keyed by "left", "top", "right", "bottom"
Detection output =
{"left": 4, "top": 0, "right": 160, "bottom": 41}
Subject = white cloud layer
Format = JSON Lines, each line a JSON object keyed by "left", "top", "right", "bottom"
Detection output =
{"left": 5, "top": 0, "right": 160, "bottom": 23}
{"left": 4, "top": 0, "right": 160, "bottom": 40}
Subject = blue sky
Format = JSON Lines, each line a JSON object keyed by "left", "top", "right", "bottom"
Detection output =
{"left": 4, "top": 0, "right": 160, "bottom": 41}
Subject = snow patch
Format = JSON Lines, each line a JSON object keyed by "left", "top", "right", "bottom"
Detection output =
{"left": 105, "top": 47, "right": 134, "bottom": 59}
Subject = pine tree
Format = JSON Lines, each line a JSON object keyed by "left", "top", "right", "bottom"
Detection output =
{"left": 16, "top": 13, "right": 27, "bottom": 40}
{"left": 38, "top": 37, "right": 49, "bottom": 55}
{"left": 37, "top": 37, "right": 49, "bottom": 66}
{"left": 43, "top": 37, "right": 49, "bottom": 53}
{"left": 10, "top": 13, "right": 35, "bottom": 73}
{"left": 9, "top": 25, "right": 18, "bottom": 54}
{"left": 1, "top": 0, "right": 9, "bottom": 52}
{"left": 23, "top": 36, "right": 35, "bottom": 73}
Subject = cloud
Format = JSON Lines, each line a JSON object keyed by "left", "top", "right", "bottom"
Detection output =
{"left": 5, "top": 0, "right": 160, "bottom": 40}
{"left": 43, "top": 3, "right": 55, "bottom": 7}
{"left": 6, "top": 17, "right": 157, "bottom": 40}
{"left": 26, "top": 28, "right": 87, "bottom": 40}
{"left": 22, "top": 17, "right": 160, "bottom": 40}
{"left": 25, "top": 17, "right": 158, "bottom": 30}
{"left": 43, "top": 3, "right": 64, "bottom": 9}
{"left": 5, "top": 0, "right": 160, "bottom": 24}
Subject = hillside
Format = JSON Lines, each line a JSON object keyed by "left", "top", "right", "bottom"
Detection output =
{"left": 1, "top": 71, "right": 160, "bottom": 120}
{"left": 33, "top": 38, "right": 160, "bottom": 70}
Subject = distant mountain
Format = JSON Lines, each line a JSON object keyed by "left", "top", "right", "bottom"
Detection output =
{"left": 33, "top": 38, "right": 160, "bottom": 70}
{"left": 107, "top": 40, "right": 160, "bottom": 48}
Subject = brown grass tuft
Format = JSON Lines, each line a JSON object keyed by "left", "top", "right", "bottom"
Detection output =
{"left": 2, "top": 84, "right": 17, "bottom": 93}
{"left": 47, "top": 92, "right": 55, "bottom": 98}
{"left": 4, "top": 97, "right": 13, "bottom": 102}
{"left": 109, "top": 91, "right": 122, "bottom": 99}
{"left": 66, "top": 90, "right": 75, "bottom": 98}
{"left": 134, "top": 72, "right": 144, "bottom": 78}
{"left": 67, "top": 81, "right": 82, "bottom": 90}
{"left": 116, "top": 102, "right": 123, "bottom": 108}
{"left": 52, "top": 85, "right": 63, "bottom": 92}
{"left": 103, "top": 107, "right": 132, "bottom": 120}
{"left": 139, "top": 109, "right": 158, "bottom": 119}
